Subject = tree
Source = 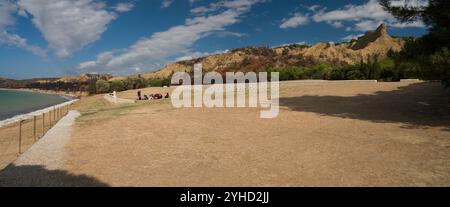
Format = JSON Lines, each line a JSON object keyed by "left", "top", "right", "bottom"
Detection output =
{"left": 110, "top": 80, "right": 126, "bottom": 92}
{"left": 96, "top": 80, "right": 110, "bottom": 94}
{"left": 379, "top": 0, "right": 450, "bottom": 85}
{"left": 88, "top": 80, "right": 97, "bottom": 95}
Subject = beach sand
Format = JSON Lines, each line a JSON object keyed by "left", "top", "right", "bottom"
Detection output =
{"left": 58, "top": 81, "right": 450, "bottom": 186}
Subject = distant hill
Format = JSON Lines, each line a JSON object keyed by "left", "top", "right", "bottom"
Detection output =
{"left": 56, "top": 73, "right": 113, "bottom": 83}
{"left": 0, "top": 74, "right": 109, "bottom": 91}
{"left": 1, "top": 23, "right": 407, "bottom": 91}
{"left": 142, "top": 23, "right": 404, "bottom": 80}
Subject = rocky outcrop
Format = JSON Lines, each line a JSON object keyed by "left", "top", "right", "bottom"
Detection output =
{"left": 142, "top": 24, "right": 404, "bottom": 80}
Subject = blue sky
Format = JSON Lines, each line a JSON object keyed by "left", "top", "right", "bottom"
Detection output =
{"left": 0, "top": 0, "right": 428, "bottom": 79}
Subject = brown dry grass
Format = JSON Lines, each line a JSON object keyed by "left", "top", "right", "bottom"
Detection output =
{"left": 0, "top": 109, "right": 65, "bottom": 169}
{"left": 65, "top": 82, "right": 450, "bottom": 186}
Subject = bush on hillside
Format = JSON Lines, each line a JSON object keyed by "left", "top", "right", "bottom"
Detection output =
{"left": 110, "top": 80, "right": 126, "bottom": 92}
{"left": 96, "top": 80, "right": 110, "bottom": 94}
{"left": 88, "top": 80, "right": 97, "bottom": 95}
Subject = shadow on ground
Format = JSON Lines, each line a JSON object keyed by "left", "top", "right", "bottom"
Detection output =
{"left": 0, "top": 164, "right": 109, "bottom": 187}
{"left": 280, "top": 82, "right": 450, "bottom": 130}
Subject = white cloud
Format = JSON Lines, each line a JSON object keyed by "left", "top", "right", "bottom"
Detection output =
{"left": 273, "top": 41, "right": 308, "bottom": 48}
{"left": 17, "top": 8, "right": 28, "bottom": 17}
{"left": 190, "top": 0, "right": 264, "bottom": 15}
{"left": 175, "top": 50, "right": 228, "bottom": 62}
{"left": 78, "top": 0, "right": 264, "bottom": 74}
{"left": 115, "top": 2, "right": 134, "bottom": 13}
{"left": 354, "top": 20, "right": 385, "bottom": 31}
{"left": 307, "top": 5, "right": 321, "bottom": 12}
{"left": 389, "top": 0, "right": 429, "bottom": 8}
{"left": 0, "top": 0, "right": 46, "bottom": 57}
{"left": 161, "top": 0, "right": 173, "bottom": 8}
{"left": 215, "top": 31, "right": 247, "bottom": 38}
{"left": 341, "top": 34, "right": 363, "bottom": 41}
{"left": 280, "top": 13, "right": 309, "bottom": 29}
{"left": 312, "top": 0, "right": 390, "bottom": 22}
{"left": 0, "top": 0, "right": 16, "bottom": 28}
{"left": 18, "top": 0, "right": 117, "bottom": 58}
{"left": 330, "top": 21, "right": 343, "bottom": 28}
{"left": 0, "top": 31, "right": 47, "bottom": 57}
{"left": 313, "top": 0, "right": 426, "bottom": 31}
{"left": 282, "top": 0, "right": 427, "bottom": 31}
{"left": 188, "top": 0, "right": 200, "bottom": 5}
{"left": 390, "top": 20, "right": 426, "bottom": 28}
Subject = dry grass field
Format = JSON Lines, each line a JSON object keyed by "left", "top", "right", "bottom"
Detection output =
{"left": 0, "top": 111, "right": 60, "bottom": 169}
{"left": 58, "top": 81, "right": 450, "bottom": 186}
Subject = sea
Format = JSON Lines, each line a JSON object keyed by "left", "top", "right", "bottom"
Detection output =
{"left": 0, "top": 89, "right": 69, "bottom": 121}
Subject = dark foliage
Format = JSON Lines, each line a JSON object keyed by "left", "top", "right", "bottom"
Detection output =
{"left": 379, "top": 0, "right": 450, "bottom": 86}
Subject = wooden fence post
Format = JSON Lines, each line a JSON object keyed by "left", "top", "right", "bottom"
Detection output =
{"left": 42, "top": 113, "right": 45, "bottom": 137}
{"left": 19, "top": 120, "right": 23, "bottom": 154}
{"left": 33, "top": 116, "right": 37, "bottom": 141}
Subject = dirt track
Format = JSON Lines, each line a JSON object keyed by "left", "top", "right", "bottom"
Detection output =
{"left": 9, "top": 81, "right": 450, "bottom": 186}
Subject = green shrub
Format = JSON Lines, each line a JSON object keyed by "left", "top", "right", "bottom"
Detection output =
{"left": 148, "top": 78, "right": 171, "bottom": 87}
{"left": 148, "top": 79, "right": 163, "bottom": 87}
{"left": 123, "top": 78, "right": 148, "bottom": 90}
{"left": 430, "top": 47, "right": 450, "bottom": 86}
{"left": 161, "top": 78, "right": 171, "bottom": 87}
{"left": 346, "top": 69, "right": 365, "bottom": 80}
{"left": 305, "top": 64, "right": 331, "bottom": 79}
{"left": 88, "top": 80, "right": 97, "bottom": 95}
{"left": 96, "top": 80, "right": 110, "bottom": 94}
{"left": 328, "top": 68, "right": 346, "bottom": 80}
{"left": 110, "top": 80, "right": 126, "bottom": 92}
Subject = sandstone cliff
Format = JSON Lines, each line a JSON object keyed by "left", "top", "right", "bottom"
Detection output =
{"left": 143, "top": 24, "right": 404, "bottom": 79}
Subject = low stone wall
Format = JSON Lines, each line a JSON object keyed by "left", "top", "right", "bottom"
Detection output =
{"left": 103, "top": 94, "right": 136, "bottom": 104}
{"left": 400, "top": 79, "right": 421, "bottom": 82}
{"left": 282, "top": 80, "right": 378, "bottom": 85}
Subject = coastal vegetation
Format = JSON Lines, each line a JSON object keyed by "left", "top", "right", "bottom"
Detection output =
{"left": 88, "top": 77, "right": 171, "bottom": 95}
{"left": 380, "top": 0, "right": 450, "bottom": 86}
{"left": 264, "top": 54, "right": 413, "bottom": 82}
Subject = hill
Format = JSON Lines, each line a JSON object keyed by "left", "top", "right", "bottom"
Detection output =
{"left": 56, "top": 74, "right": 113, "bottom": 83}
{"left": 142, "top": 23, "right": 404, "bottom": 79}
{"left": 1, "top": 23, "right": 406, "bottom": 92}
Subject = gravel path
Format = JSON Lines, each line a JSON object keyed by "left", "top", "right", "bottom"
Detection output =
{"left": 0, "top": 110, "right": 106, "bottom": 187}
{"left": 11, "top": 110, "right": 80, "bottom": 169}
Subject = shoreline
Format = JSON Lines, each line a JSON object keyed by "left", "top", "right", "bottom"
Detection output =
{"left": 0, "top": 89, "right": 79, "bottom": 127}
{"left": 0, "top": 87, "right": 84, "bottom": 99}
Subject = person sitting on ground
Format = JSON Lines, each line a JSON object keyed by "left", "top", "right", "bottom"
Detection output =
{"left": 164, "top": 93, "right": 170, "bottom": 99}
{"left": 143, "top": 95, "right": 149, "bottom": 100}
{"left": 154, "top": 93, "right": 163, "bottom": 99}
{"left": 149, "top": 94, "right": 154, "bottom": 100}
{"left": 151, "top": 93, "right": 158, "bottom": 99}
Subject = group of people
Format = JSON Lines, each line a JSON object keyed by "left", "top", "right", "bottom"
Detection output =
{"left": 137, "top": 91, "right": 170, "bottom": 101}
